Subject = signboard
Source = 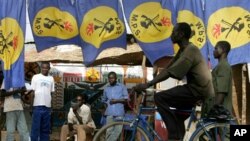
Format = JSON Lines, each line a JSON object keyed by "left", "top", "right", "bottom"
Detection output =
{"left": 154, "top": 112, "right": 168, "bottom": 141}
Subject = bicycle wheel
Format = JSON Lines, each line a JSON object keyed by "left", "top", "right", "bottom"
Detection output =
{"left": 93, "top": 121, "right": 150, "bottom": 141}
{"left": 189, "top": 122, "right": 230, "bottom": 141}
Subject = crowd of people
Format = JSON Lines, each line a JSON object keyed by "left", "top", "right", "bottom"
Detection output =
{"left": 0, "top": 22, "right": 233, "bottom": 141}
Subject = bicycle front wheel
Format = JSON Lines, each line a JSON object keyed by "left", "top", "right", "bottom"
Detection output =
{"left": 189, "top": 122, "right": 230, "bottom": 141}
{"left": 93, "top": 121, "right": 150, "bottom": 141}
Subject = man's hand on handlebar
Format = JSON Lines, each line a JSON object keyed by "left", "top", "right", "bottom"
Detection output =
{"left": 133, "top": 83, "right": 150, "bottom": 92}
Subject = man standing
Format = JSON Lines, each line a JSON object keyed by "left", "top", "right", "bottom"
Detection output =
{"left": 134, "top": 22, "right": 214, "bottom": 140}
{"left": 102, "top": 71, "right": 128, "bottom": 141}
{"left": 212, "top": 41, "right": 232, "bottom": 113}
{"left": 1, "top": 82, "right": 29, "bottom": 141}
{"left": 60, "top": 94, "right": 96, "bottom": 141}
{"left": 30, "top": 62, "right": 55, "bottom": 141}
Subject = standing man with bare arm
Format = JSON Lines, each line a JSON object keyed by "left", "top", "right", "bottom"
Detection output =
{"left": 1, "top": 82, "right": 29, "bottom": 141}
{"left": 30, "top": 62, "right": 55, "bottom": 141}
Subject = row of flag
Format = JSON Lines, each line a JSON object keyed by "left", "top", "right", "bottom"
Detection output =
{"left": 0, "top": 0, "right": 250, "bottom": 89}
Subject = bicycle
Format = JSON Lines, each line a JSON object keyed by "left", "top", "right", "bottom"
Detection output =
{"left": 93, "top": 90, "right": 234, "bottom": 141}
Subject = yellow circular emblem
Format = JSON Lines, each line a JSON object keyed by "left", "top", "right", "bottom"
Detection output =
{"left": 0, "top": 18, "right": 24, "bottom": 70}
{"left": 177, "top": 10, "right": 206, "bottom": 49}
{"left": 80, "top": 6, "right": 125, "bottom": 48}
{"left": 207, "top": 7, "right": 250, "bottom": 48}
{"left": 129, "top": 2, "right": 173, "bottom": 43}
{"left": 33, "top": 7, "right": 78, "bottom": 39}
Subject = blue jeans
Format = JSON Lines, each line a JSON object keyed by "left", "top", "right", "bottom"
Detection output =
{"left": 6, "top": 110, "right": 29, "bottom": 141}
{"left": 106, "top": 116, "right": 123, "bottom": 141}
{"left": 30, "top": 106, "right": 51, "bottom": 141}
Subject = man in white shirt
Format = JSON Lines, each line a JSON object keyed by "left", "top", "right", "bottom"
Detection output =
{"left": 1, "top": 81, "right": 29, "bottom": 141}
{"left": 60, "top": 94, "right": 96, "bottom": 141}
{"left": 30, "top": 62, "right": 55, "bottom": 141}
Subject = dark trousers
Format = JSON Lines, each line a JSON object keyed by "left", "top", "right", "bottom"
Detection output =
{"left": 154, "top": 85, "right": 202, "bottom": 140}
{"left": 30, "top": 106, "right": 51, "bottom": 141}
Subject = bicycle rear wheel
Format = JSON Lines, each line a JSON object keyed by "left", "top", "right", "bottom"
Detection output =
{"left": 189, "top": 122, "right": 230, "bottom": 141}
{"left": 93, "top": 121, "right": 150, "bottom": 141}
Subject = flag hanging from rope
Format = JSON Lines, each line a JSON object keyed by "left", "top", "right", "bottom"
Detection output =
{"left": 28, "top": 0, "right": 79, "bottom": 52}
{"left": 0, "top": 0, "right": 26, "bottom": 89}
{"left": 76, "top": 0, "right": 126, "bottom": 66}
{"left": 205, "top": 0, "right": 250, "bottom": 68}
{"left": 123, "top": 0, "right": 175, "bottom": 65}
{"left": 176, "top": 0, "right": 208, "bottom": 62}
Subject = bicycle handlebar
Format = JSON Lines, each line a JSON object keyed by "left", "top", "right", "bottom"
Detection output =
{"left": 130, "top": 88, "right": 147, "bottom": 105}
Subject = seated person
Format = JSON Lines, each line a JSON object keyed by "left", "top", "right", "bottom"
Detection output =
{"left": 60, "top": 94, "right": 96, "bottom": 141}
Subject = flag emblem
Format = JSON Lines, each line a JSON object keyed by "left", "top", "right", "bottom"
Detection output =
{"left": 129, "top": 2, "right": 173, "bottom": 43}
{"left": 207, "top": 7, "right": 250, "bottom": 48}
{"left": 32, "top": 7, "right": 78, "bottom": 39}
{"left": 80, "top": 6, "right": 125, "bottom": 48}
{"left": 0, "top": 18, "right": 24, "bottom": 70}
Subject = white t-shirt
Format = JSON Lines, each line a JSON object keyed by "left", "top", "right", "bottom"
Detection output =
{"left": 1, "top": 81, "right": 23, "bottom": 112}
{"left": 68, "top": 104, "right": 96, "bottom": 129}
{"left": 31, "top": 73, "right": 55, "bottom": 107}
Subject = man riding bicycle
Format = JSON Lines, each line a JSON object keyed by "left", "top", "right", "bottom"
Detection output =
{"left": 134, "top": 22, "right": 214, "bottom": 141}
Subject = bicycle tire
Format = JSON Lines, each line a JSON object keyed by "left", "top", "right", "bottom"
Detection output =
{"left": 189, "top": 122, "right": 230, "bottom": 141}
{"left": 93, "top": 121, "right": 150, "bottom": 141}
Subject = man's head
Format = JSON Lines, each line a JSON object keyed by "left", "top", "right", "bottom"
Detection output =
{"left": 108, "top": 71, "right": 117, "bottom": 86}
{"left": 76, "top": 94, "right": 86, "bottom": 105}
{"left": 41, "top": 62, "right": 50, "bottom": 76}
{"left": 171, "top": 22, "right": 191, "bottom": 44}
{"left": 213, "top": 41, "right": 231, "bottom": 59}
{"left": 71, "top": 94, "right": 86, "bottom": 110}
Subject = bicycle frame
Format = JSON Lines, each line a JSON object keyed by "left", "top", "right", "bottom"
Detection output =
{"left": 97, "top": 90, "right": 234, "bottom": 141}
{"left": 113, "top": 91, "right": 198, "bottom": 141}
{"left": 114, "top": 104, "right": 163, "bottom": 141}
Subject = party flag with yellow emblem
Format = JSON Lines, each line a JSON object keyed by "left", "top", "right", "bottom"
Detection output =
{"left": 76, "top": 0, "right": 126, "bottom": 66}
{"left": 28, "top": 0, "right": 79, "bottom": 52}
{"left": 205, "top": 0, "right": 250, "bottom": 68}
{"left": 123, "top": 0, "right": 175, "bottom": 65}
{"left": 176, "top": 0, "right": 208, "bottom": 61}
{"left": 0, "top": 0, "right": 25, "bottom": 89}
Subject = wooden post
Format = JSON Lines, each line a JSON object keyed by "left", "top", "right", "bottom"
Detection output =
{"left": 245, "top": 65, "right": 250, "bottom": 124}
{"left": 122, "top": 65, "right": 128, "bottom": 84}
{"left": 142, "top": 55, "right": 147, "bottom": 83}
{"left": 242, "top": 65, "right": 250, "bottom": 124}
{"left": 232, "top": 64, "right": 243, "bottom": 124}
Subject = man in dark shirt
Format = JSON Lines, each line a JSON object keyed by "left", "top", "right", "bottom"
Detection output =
{"left": 212, "top": 41, "right": 232, "bottom": 113}
{"left": 134, "top": 22, "right": 214, "bottom": 140}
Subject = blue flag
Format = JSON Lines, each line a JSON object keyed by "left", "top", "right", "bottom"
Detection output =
{"left": 176, "top": 0, "right": 208, "bottom": 62}
{"left": 28, "top": 0, "right": 79, "bottom": 52}
{"left": 76, "top": 0, "right": 126, "bottom": 66}
{"left": 205, "top": 0, "right": 250, "bottom": 67}
{"left": 0, "top": 0, "right": 26, "bottom": 89}
{"left": 123, "top": 0, "right": 175, "bottom": 65}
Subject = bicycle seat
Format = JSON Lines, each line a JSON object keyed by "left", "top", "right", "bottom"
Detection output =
{"left": 207, "top": 105, "right": 231, "bottom": 122}
{"left": 216, "top": 115, "right": 228, "bottom": 121}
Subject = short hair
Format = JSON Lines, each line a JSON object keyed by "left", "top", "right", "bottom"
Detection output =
{"left": 108, "top": 71, "right": 117, "bottom": 78}
{"left": 217, "top": 41, "right": 231, "bottom": 54}
{"left": 177, "top": 22, "right": 192, "bottom": 39}
{"left": 41, "top": 61, "right": 50, "bottom": 69}
{"left": 76, "top": 94, "right": 88, "bottom": 103}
